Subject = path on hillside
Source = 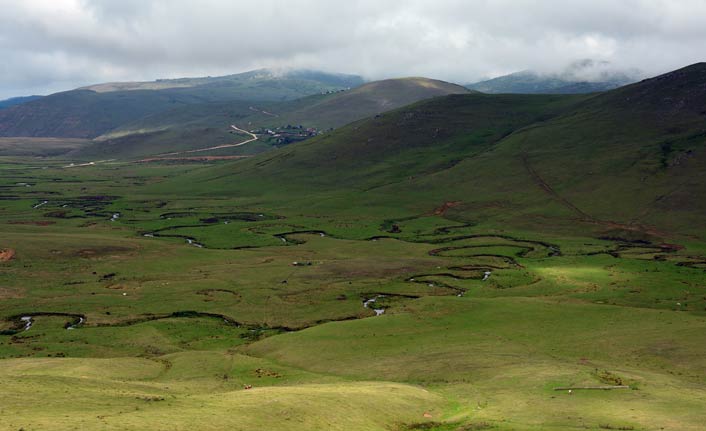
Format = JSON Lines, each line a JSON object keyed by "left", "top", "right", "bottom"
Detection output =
{"left": 520, "top": 152, "right": 668, "bottom": 237}
{"left": 159, "top": 125, "right": 258, "bottom": 157}
{"left": 249, "top": 106, "right": 278, "bottom": 117}
{"left": 63, "top": 159, "right": 116, "bottom": 168}
{"left": 520, "top": 153, "right": 593, "bottom": 221}
{"left": 61, "top": 126, "right": 257, "bottom": 167}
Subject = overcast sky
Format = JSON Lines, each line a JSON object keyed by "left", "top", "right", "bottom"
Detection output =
{"left": 1, "top": 0, "right": 705, "bottom": 99}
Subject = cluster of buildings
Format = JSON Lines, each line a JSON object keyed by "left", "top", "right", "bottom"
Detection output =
{"left": 252, "top": 125, "right": 321, "bottom": 145}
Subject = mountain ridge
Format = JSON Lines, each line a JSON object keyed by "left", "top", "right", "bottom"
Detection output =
{"left": 0, "top": 69, "right": 364, "bottom": 139}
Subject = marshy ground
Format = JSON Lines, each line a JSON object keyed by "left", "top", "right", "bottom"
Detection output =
{"left": 1, "top": 158, "right": 705, "bottom": 430}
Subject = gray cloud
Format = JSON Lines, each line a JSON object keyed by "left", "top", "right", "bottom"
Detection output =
{"left": 1, "top": 0, "right": 705, "bottom": 98}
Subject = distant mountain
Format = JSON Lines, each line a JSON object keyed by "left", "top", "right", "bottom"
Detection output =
{"left": 80, "top": 69, "right": 363, "bottom": 95}
{"left": 467, "top": 60, "right": 642, "bottom": 94}
{"left": 265, "top": 77, "right": 472, "bottom": 129}
{"left": 0, "top": 95, "right": 43, "bottom": 109}
{"left": 77, "top": 77, "right": 470, "bottom": 159}
{"left": 0, "top": 69, "right": 364, "bottom": 138}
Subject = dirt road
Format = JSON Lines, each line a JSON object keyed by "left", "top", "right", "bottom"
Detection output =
{"left": 159, "top": 125, "right": 258, "bottom": 157}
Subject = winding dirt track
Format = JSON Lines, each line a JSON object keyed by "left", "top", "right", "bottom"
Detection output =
{"left": 159, "top": 125, "right": 259, "bottom": 157}
{"left": 520, "top": 154, "right": 592, "bottom": 221}
{"left": 520, "top": 153, "right": 669, "bottom": 237}
{"left": 249, "top": 106, "right": 278, "bottom": 117}
{"left": 61, "top": 126, "right": 257, "bottom": 166}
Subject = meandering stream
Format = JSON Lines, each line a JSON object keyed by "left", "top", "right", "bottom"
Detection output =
{"left": 363, "top": 295, "right": 386, "bottom": 316}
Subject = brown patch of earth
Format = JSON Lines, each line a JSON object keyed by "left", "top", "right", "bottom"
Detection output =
{"left": 595, "top": 220, "right": 670, "bottom": 240}
{"left": 75, "top": 246, "right": 134, "bottom": 258}
{"left": 0, "top": 287, "right": 22, "bottom": 299}
{"left": 433, "top": 201, "right": 461, "bottom": 216}
{"left": 0, "top": 248, "right": 16, "bottom": 261}
{"left": 7, "top": 220, "right": 56, "bottom": 226}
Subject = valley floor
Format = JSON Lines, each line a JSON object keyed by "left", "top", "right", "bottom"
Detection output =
{"left": 1, "top": 158, "right": 705, "bottom": 431}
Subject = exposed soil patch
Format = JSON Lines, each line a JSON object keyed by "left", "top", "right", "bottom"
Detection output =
{"left": 75, "top": 246, "right": 133, "bottom": 258}
{"left": 433, "top": 201, "right": 462, "bottom": 216}
{"left": 0, "top": 248, "right": 15, "bottom": 261}
{"left": 196, "top": 289, "right": 242, "bottom": 302}
{"left": 0, "top": 287, "right": 23, "bottom": 299}
{"left": 7, "top": 220, "right": 56, "bottom": 226}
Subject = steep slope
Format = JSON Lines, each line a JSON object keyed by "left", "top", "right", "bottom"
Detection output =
{"left": 0, "top": 70, "right": 363, "bottom": 139}
{"left": 492, "top": 62, "right": 706, "bottom": 232}
{"left": 77, "top": 78, "right": 470, "bottom": 159}
{"left": 167, "top": 63, "right": 706, "bottom": 239}
{"left": 0, "top": 89, "right": 197, "bottom": 138}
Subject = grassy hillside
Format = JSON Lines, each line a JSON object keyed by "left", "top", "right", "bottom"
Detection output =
{"left": 0, "top": 137, "right": 92, "bottom": 157}
{"left": 0, "top": 90, "right": 200, "bottom": 138}
{"left": 173, "top": 63, "right": 706, "bottom": 238}
{"left": 268, "top": 77, "right": 471, "bottom": 129}
{"left": 0, "top": 70, "right": 363, "bottom": 139}
{"left": 77, "top": 78, "right": 470, "bottom": 160}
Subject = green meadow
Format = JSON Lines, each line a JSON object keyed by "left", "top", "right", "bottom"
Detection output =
{"left": 1, "top": 153, "right": 704, "bottom": 431}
